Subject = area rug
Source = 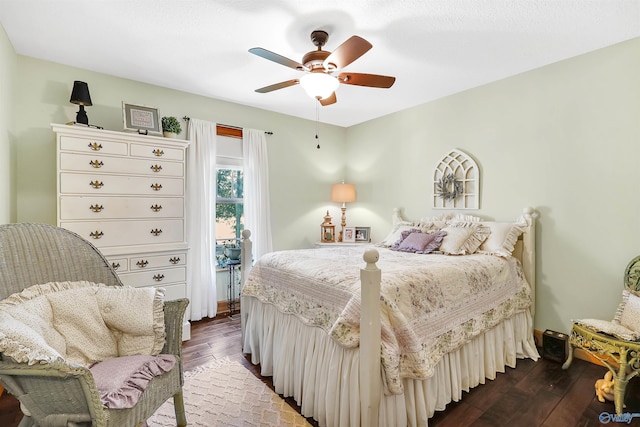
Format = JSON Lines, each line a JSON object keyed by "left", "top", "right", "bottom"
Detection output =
{"left": 146, "top": 358, "right": 312, "bottom": 427}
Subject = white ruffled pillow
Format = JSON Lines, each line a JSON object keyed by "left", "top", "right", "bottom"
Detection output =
{"left": 614, "top": 289, "right": 640, "bottom": 335}
{"left": 377, "top": 222, "right": 415, "bottom": 247}
{"left": 0, "top": 281, "right": 166, "bottom": 366}
{"left": 438, "top": 222, "right": 490, "bottom": 255}
{"left": 477, "top": 219, "right": 526, "bottom": 257}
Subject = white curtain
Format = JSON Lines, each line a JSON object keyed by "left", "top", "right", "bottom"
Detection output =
{"left": 186, "top": 118, "right": 217, "bottom": 320}
{"left": 242, "top": 128, "right": 273, "bottom": 260}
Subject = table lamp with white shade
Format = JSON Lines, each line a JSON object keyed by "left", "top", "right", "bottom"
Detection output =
{"left": 331, "top": 182, "right": 356, "bottom": 242}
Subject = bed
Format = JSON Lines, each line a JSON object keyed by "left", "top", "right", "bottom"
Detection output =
{"left": 239, "top": 208, "right": 539, "bottom": 427}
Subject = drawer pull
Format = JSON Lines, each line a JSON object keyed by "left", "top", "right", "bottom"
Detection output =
{"left": 90, "top": 160, "right": 104, "bottom": 168}
{"left": 89, "top": 231, "right": 104, "bottom": 239}
{"left": 150, "top": 204, "right": 163, "bottom": 212}
{"left": 88, "top": 142, "right": 102, "bottom": 151}
{"left": 90, "top": 180, "right": 104, "bottom": 189}
{"left": 150, "top": 183, "right": 163, "bottom": 191}
{"left": 150, "top": 164, "right": 163, "bottom": 173}
{"left": 153, "top": 274, "right": 165, "bottom": 282}
{"left": 153, "top": 149, "right": 164, "bottom": 157}
{"left": 169, "top": 256, "right": 180, "bottom": 264}
{"left": 150, "top": 228, "right": 163, "bottom": 236}
{"left": 136, "top": 260, "right": 149, "bottom": 268}
{"left": 111, "top": 262, "right": 120, "bottom": 270}
{"left": 89, "top": 204, "right": 104, "bottom": 213}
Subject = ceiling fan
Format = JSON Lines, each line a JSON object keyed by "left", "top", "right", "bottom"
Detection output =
{"left": 249, "top": 30, "right": 396, "bottom": 106}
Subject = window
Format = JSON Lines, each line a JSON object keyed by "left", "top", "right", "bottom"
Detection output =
{"left": 216, "top": 167, "right": 244, "bottom": 242}
{"left": 215, "top": 134, "right": 244, "bottom": 267}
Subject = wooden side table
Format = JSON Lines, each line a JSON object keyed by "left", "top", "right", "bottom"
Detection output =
{"left": 226, "top": 259, "right": 241, "bottom": 318}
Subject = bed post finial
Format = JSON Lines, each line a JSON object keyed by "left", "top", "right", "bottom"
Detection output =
{"left": 363, "top": 248, "right": 380, "bottom": 270}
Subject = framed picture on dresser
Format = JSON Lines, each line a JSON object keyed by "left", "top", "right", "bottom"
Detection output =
{"left": 122, "top": 102, "right": 161, "bottom": 135}
{"left": 355, "top": 226, "right": 370, "bottom": 242}
{"left": 343, "top": 227, "right": 356, "bottom": 243}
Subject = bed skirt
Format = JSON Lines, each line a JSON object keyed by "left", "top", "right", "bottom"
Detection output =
{"left": 242, "top": 296, "right": 540, "bottom": 427}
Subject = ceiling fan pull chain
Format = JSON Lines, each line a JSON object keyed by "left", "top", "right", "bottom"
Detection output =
{"left": 315, "top": 100, "right": 320, "bottom": 149}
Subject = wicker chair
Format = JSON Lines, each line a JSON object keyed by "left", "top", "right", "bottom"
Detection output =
{"left": 563, "top": 255, "right": 640, "bottom": 415}
{"left": 0, "top": 223, "right": 188, "bottom": 427}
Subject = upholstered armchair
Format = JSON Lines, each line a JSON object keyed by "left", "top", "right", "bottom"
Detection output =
{"left": 0, "top": 223, "right": 188, "bottom": 427}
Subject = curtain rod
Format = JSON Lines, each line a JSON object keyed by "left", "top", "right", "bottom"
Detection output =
{"left": 182, "top": 116, "right": 273, "bottom": 135}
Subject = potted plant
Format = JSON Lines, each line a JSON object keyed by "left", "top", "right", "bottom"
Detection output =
{"left": 224, "top": 242, "right": 241, "bottom": 261}
{"left": 161, "top": 116, "right": 182, "bottom": 138}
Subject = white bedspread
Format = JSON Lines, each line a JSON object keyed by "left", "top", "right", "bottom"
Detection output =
{"left": 242, "top": 247, "right": 533, "bottom": 394}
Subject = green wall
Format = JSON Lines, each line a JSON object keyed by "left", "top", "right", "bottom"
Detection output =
{"left": 11, "top": 56, "right": 347, "bottom": 251}
{"left": 346, "top": 38, "right": 640, "bottom": 334}
{"left": 0, "top": 24, "right": 16, "bottom": 223}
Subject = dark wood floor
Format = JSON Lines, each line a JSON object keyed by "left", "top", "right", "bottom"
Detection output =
{"left": 3, "top": 315, "right": 640, "bottom": 426}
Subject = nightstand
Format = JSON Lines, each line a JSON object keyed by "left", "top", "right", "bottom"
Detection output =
{"left": 314, "top": 242, "right": 372, "bottom": 248}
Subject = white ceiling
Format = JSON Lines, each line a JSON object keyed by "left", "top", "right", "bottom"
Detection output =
{"left": 0, "top": 0, "right": 638, "bottom": 127}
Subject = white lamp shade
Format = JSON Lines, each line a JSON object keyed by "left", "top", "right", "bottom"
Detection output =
{"left": 300, "top": 73, "right": 339, "bottom": 100}
{"left": 331, "top": 183, "right": 356, "bottom": 203}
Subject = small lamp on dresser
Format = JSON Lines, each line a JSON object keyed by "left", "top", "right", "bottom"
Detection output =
{"left": 331, "top": 182, "right": 356, "bottom": 242}
{"left": 69, "top": 80, "right": 93, "bottom": 125}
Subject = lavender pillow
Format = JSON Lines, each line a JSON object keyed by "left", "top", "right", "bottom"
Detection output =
{"left": 391, "top": 228, "right": 421, "bottom": 249}
{"left": 89, "top": 354, "right": 176, "bottom": 409}
{"left": 393, "top": 231, "right": 447, "bottom": 254}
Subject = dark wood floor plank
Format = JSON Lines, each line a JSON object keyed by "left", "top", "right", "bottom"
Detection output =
{"left": 542, "top": 363, "right": 603, "bottom": 426}
{"left": 429, "top": 400, "right": 483, "bottom": 426}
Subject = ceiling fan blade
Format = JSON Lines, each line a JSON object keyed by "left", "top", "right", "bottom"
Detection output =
{"left": 319, "top": 92, "right": 337, "bottom": 106}
{"left": 249, "top": 47, "right": 308, "bottom": 71}
{"left": 338, "top": 72, "right": 396, "bottom": 88}
{"left": 255, "top": 79, "right": 299, "bottom": 93}
{"left": 323, "top": 36, "right": 372, "bottom": 70}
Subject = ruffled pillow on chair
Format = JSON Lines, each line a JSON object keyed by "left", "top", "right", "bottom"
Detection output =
{"left": 89, "top": 354, "right": 176, "bottom": 409}
{"left": 614, "top": 289, "right": 640, "bottom": 335}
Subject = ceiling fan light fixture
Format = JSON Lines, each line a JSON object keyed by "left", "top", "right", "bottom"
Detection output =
{"left": 299, "top": 72, "right": 339, "bottom": 100}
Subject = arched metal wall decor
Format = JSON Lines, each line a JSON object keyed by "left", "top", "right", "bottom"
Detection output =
{"left": 433, "top": 149, "right": 479, "bottom": 209}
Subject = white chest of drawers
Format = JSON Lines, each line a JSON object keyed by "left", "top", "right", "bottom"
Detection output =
{"left": 52, "top": 124, "right": 191, "bottom": 339}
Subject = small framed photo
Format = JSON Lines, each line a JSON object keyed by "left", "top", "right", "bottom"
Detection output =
{"left": 122, "top": 102, "right": 161, "bottom": 135}
{"left": 355, "top": 227, "right": 371, "bottom": 242}
{"left": 343, "top": 227, "right": 356, "bottom": 243}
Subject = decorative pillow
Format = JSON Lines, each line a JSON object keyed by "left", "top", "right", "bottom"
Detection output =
{"left": 438, "top": 222, "right": 490, "bottom": 255}
{"left": 0, "top": 281, "right": 166, "bottom": 367}
{"left": 477, "top": 220, "right": 526, "bottom": 257}
{"left": 90, "top": 354, "right": 176, "bottom": 409}
{"left": 614, "top": 289, "right": 640, "bottom": 334}
{"left": 392, "top": 230, "right": 447, "bottom": 254}
{"left": 47, "top": 287, "right": 119, "bottom": 366}
{"left": 418, "top": 213, "right": 485, "bottom": 232}
{"left": 390, "top": 228, "right": 421, "bottom": 249}
{"left": 575, "top": 318, "right": 640, "bottom": 341}
{"left": 418, "top": 213, "right": 451, "bottom": 230}
{"left": 378, "top": 223, "right": 416, "bottom": 247}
